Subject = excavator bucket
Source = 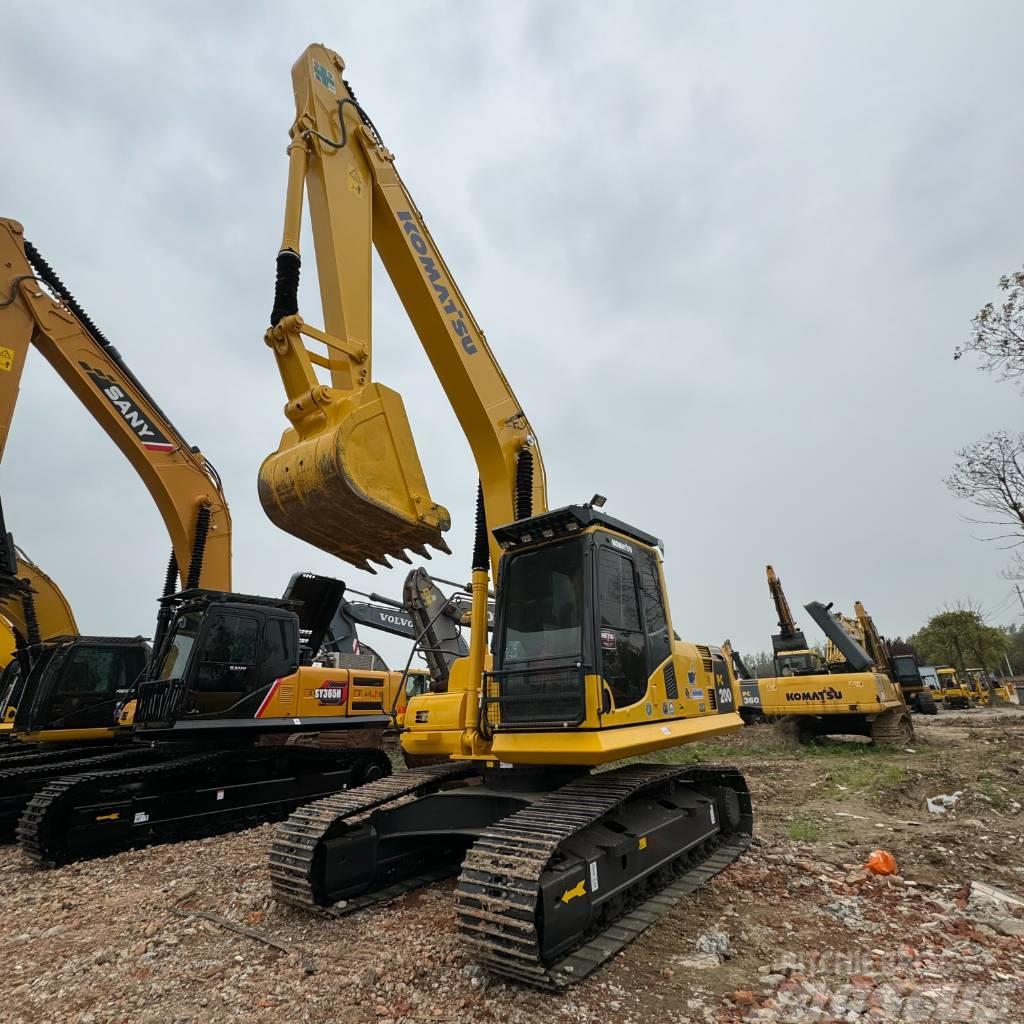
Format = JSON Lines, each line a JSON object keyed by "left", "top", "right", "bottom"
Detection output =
{"left": 258, "top": 383, "right": 451, "bottom": 571}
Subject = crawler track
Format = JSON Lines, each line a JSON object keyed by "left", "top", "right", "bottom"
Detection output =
{"left": 18, "top": 746, "right": 389, "bottom": 866}
{"left": 269, "top": 761, "right": 480, "bottom": 910}
{"left": 871, "top": 707, "right": 914, "bottom": 746}
{"left": 269, "top": 760, "right": 751, "bottom": 988}
{"left": 455, "top": 764, "right": 751, "bottom": 987}
{"left": 0, "top": 746, "right": 161, "bottom": 839}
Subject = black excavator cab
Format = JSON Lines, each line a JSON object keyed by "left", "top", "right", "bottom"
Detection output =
{"left": 133, "top": 575, "right": 345, "bottom": 733}
{"left": 11, "top": 636, "right": 149, "bottom": 737}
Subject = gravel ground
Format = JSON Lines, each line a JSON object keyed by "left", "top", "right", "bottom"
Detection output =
{"left": 1, "top": 708, "right": 1022, "bottom": 1023}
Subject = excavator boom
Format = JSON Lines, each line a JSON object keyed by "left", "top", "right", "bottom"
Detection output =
{"left": 260, "top": 44, "right": 546, "bottom": 572}
{"left": 0, "top": 219, "right": 231, "bottom": 592}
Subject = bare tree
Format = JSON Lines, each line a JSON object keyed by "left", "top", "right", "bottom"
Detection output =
{"left": 946, "top": 431, "right": 1024, "bottom": 576}
{"left": 955, "top": 268, "right": 1024, "bottom": 384}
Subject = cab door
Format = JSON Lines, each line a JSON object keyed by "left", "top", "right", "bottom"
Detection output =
{"left": 596, "top": 546, "right": 648, "bottom": 710}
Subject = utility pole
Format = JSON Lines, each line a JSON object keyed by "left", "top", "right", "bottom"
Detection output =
{"left": 1017, "top": 585, "right": 1024, "bottom": 616}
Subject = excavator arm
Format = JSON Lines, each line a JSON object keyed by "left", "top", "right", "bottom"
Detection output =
{"left": 0, "top": 219, "right": 231, "bottom": 592}
{"left": 853, "top": 600, "right": 894, "bottom": 676}
{"left": 766, "top": 564, "right": 809, "bottom": 654}
{"left": 260, "top": 44, "right": 546, "bottom": 574}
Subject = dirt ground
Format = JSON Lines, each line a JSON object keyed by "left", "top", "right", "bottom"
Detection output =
{"left": 2, "top": 707, "right": 1023, "bottom": 1024}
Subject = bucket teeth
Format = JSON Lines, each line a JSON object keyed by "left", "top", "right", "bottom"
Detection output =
{"left": 432, "top": 537, "right": 453, "bottom": 555}
{"left": 412, "top": 545, "right": 432, "bottom": 560}
{"left": 371, "top": 556, "right": 393, "bottom": 570}
{"left": 357, "top": 560, "right": 377, "bottom": 575}
{"left": 391, "top": 550, "right": 413, "bottom": 564}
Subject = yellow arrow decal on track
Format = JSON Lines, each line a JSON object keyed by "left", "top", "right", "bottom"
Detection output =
{"left": 94, "top": 812, "right": 120, "bottom": 822}
{"left": 560, "top": 880, "right": 587, "bottom": 904}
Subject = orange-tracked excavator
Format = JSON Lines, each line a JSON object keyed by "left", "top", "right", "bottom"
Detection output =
{"left": 264, "top": 43, "right": 751, "bottom": 989}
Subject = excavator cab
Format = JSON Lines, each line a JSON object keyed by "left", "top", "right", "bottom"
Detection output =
{"left": 134, "top": 590, "right": 304, "bottom": 732}
{"left": 473, "top": 505, "right": 739, "bottom": 743}
{"left": 11, "top": 636, "right": 149, "bottom": 742}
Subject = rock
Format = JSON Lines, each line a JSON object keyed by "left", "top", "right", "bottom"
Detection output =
{"left": 993, "top": 918, "right": 1024, "bottom": 938}
{"left": 694, "top": 929, "right": 735, "bottom": 961}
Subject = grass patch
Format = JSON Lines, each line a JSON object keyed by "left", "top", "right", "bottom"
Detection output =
{"left": 787, "top": 816, "right": 823, "bottom": 842}
{"left": 973, "top": 774, "right": 1024, "bottom": 812}
{"left": 825, "top": 762, "right": 910, "bottom": 801}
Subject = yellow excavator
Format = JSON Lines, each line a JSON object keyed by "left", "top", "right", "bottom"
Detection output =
{"left": 854, "top": 601, "right": 937, "bottom": 716}
{"left": 0, "top": 534, "right": 80, "bottom": 735}
{"left": 757, "top": 566, "right": 912, "bottom": 744}
{"left": 765, "top": 565, "right": 828, "bottom": 675}
{"left": 761, "top": 603, "right": 912, "bottom": 744}
{"left": 0, "top": 217, "right": 229, "bottom": 760}
{"left": 262, "top": 44, "right": 751, "bottom": 989}
{"left": 1, "top": 221, "right": 437, "bottom": 861}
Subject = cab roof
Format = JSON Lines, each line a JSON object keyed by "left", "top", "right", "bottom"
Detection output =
{"left": 492, "top": 504, "right": 662, "bottom": 552}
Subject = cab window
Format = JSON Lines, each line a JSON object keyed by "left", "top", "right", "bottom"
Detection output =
{"left": 195, "top": 612, "right": 260, "bottom": 695}
{"left": 598, "top": 548, "right": 648, "bottom": 709}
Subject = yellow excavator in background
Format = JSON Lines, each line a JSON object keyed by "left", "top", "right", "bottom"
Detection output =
{"left": 937, "top": 666, "right": 971, "bottom": 709}
{"left": 263, "top": 43, "right": 751, "bottom": 989}
{"left": 964, "top": 668, "right": 991, "bottom": 707}
{"left": 757, "top": 566, "right": 912, "bottom": 743}
{"left": 1, "top": 219, "right": 458, "bottom": 862}
{"left": 854, "top": 601, "right": 938, "bottom": 716}
{"left": 0, "top": 216, "right": 231, "bottom": 759}
{"left": 765, "top": 565, "right": 828, "bottom": 675}
{"left": 0, "top": 532, "right": 79, "bottom": 736}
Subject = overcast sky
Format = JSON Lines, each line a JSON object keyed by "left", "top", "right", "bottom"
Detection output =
{"left": 2, "top": 1, "right": 1023, "bottom": 668}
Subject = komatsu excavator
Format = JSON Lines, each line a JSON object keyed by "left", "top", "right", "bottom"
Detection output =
{"left": 758, "top": 597, "right": 913, "bottom": 744}
{"left": 261, "top": 44, "right": 751, "bottom": 989}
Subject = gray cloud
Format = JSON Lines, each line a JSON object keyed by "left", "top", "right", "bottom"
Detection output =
{"left": 1, "top": 0, "right": 1023, "bottom": 670}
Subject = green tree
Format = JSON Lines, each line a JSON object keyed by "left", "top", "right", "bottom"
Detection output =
{"left": 1000, "top": 623, "right": 1024, "bottom": 676}
{"left": 908, "top": 608, "right": 1008, "bottom": 674}
{"left": 744, "top": 649, "right": 776, "bottom": 677}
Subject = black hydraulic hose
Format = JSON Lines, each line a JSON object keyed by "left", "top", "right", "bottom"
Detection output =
{"left": 185, "top": 505, "right": 211, "bottom": 590}
{"left": 270, "top": 249, "right": 301, "bottom": 327}
{"left": 161, "top": 551, "right": 179, "bottom": 597}
{"left": 150, "top": 550, "right": 179, "bottom": 664}
{"left": 20, "top": 589, "right": 41, "bottom": 648}
{"left": 472, "top": 482, "right": 488, "bottom": 573}
{"left": 514, "top": 447, "right": 534, "bottom": 521}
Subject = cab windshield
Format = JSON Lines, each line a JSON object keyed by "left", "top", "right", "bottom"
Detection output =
{"left": 497, "top": 540, "right": 584, "bottom": 666}
{"left": 777, "top": 652, "right": 821, "bottom": 675}
{"left": 158, "top": 611, "right": 202, "bottom": 680}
